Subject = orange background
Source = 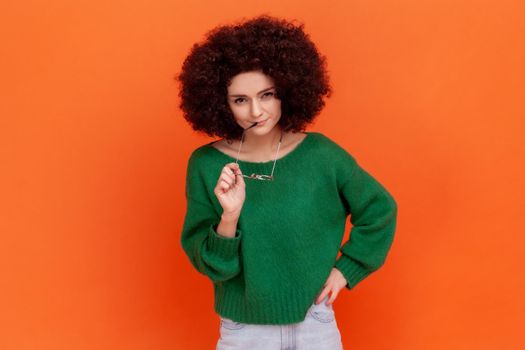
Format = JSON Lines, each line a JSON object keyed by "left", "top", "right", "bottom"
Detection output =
{"left": 1, "top": 1, "right": 524, "bottom": 349}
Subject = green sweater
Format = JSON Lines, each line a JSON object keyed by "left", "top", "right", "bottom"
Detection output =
{"left": 180, "top": 131, "right": 397, "bottom": 325}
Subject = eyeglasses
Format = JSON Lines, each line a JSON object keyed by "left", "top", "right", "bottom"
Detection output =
{"left": 234, "top": 125, "right": 283, "bottom": 181}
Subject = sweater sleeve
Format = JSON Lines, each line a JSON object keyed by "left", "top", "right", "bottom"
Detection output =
{"left": 334, "top": 156, "right": 398, "bottom": 290}
{"left": 180, "top": 151, "right": 243, "bottom": 283}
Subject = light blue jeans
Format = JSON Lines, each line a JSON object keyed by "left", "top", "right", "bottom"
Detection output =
{"left": 216, "top": 296, "right": 344, "bottom": 350}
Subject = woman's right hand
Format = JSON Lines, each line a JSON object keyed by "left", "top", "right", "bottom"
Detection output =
{"left": 213, "top": 162, "right": 246, "bottom": 217}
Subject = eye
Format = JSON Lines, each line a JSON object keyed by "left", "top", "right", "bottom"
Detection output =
{"left": 262, "top": 91, "right": 274, "bottom": 98}
{"left": 233, "top": 98, "right": 246, "bottom": 104}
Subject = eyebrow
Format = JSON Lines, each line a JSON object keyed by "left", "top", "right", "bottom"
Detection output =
{"left": 228, "top": 86, "right": 275, "bottom": 98}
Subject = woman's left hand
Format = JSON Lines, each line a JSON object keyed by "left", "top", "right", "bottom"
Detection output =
{"left": 315, "top": 267, "right": 348, "bottom": 306}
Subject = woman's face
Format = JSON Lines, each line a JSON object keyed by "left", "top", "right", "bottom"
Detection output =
{"left": 226, "top": 70, "right": 282, "bottom": 134}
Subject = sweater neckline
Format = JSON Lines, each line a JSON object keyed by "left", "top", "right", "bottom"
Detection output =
{"left": 206, "top": 131, "right": 313, "bottom": 166}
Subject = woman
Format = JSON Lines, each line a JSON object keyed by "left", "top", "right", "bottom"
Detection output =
{"left": 176, "top": 14, "right": 398, "bottom": 350}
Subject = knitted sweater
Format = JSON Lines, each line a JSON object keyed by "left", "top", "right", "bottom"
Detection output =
{"left": 180, "top": 131, "right": 398, "bottom": 325}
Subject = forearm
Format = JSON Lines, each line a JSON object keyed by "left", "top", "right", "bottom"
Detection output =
{"left": 180, "top": 206, "right": 243, "bottom": 282}
{"left": 336, "top": 155, "right": 398, "bottom": 289}
{"left": 216, "top": 213, "right": 240, "bottom": 238}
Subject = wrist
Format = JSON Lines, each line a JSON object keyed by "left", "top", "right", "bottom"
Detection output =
{"left": 217, "top": 212, "right": 240, "bottom": 238}
{"left": 221, "top": 211, "right": 240, "bottom": 222}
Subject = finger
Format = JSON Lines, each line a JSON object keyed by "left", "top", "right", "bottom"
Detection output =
{"left": 225, "top": 164, "right": 242, "bottom": 183}
{"left": 214, "top": 185, "right": 225, "bottom": 196}
{"left": 219, "top": 174, "right": 234, "bottom": 187}
{"left": 228, "top": 171, "right": 237, "bottom": 184}
{"left": 232, "top": 167, "right": 244, "bottom": 186}
{"left": 326, "top": 289, "right": 338, "bottom": 306}
{"left": 227, "top": 162, "right": 240, "bottom": 172}
{"left": 219, "top": 179, "right": 231, "bottom": 192}
{"left": 316, "top": 287, "right": 328, "bottom": 304}
{"left": 235, "top": 173, "right": 244, "bottom": 187}
{"left": 222, "top": 167, "right": 235, "bottom": 179}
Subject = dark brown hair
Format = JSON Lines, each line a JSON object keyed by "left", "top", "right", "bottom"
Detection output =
{"left": 175, "top": 14, "right": 332, "bottom": 141}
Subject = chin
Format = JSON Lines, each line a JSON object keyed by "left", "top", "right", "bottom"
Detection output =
{"left": 254, "top": 123, "right": 277, "bottom": 132}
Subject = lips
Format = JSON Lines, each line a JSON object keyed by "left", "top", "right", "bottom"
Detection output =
{"left": 255, "top": 119, "right": 268, "bottom": 126}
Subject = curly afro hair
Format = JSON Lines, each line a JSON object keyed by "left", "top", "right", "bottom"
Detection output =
{"left": 175, "top": 14, "right": 332, "bottom": 141}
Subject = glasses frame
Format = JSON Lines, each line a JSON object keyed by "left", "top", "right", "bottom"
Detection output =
{"left": 234, "top": 128, "right": 283, "bottom": 181}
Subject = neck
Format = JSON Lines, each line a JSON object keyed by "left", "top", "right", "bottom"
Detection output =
{"left": 241, "top": 126, "right": 284, "bottom": 154}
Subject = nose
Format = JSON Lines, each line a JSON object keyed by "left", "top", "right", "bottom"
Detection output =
{"left": 250, "top": 98, "right": 263, "bottom": 118}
